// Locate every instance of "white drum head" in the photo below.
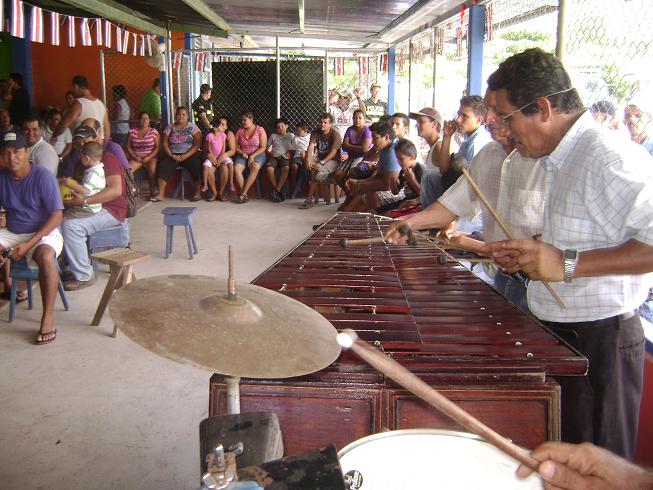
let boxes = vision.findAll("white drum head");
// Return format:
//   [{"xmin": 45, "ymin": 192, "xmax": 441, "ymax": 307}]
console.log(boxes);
[{"xmin": 338, "ymin": 429, "xmax": 541, "ymax": 489}]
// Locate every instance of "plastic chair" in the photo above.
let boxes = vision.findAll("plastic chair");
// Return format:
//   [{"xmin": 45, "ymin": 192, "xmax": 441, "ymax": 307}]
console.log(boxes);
[{"xmin": 9, "ymin": 257, "xmax": 69, "ymax": 322}]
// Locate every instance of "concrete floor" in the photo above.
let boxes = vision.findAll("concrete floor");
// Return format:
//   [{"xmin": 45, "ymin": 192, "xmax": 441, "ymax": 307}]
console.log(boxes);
[{"xmin": 0, "ymin": 197, "xmax": 338, "ymax": 490}]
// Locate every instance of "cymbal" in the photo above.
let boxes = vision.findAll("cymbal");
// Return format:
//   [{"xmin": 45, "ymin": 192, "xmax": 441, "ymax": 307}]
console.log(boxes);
[{"xmin": 109, "ymin": 275, "xmax": 341, "ymax": 379}]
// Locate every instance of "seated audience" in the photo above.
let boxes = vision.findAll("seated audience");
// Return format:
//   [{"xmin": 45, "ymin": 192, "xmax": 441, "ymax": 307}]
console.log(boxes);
[
  {"xmin": 60, "ymin": 124, "xmax": 127, "ymax": 291},
  {"xmin": 126, "ymin": 112, "xmax": 160, "ymax": 197},
  {"xmin": 60, "ymin": 141, "xmax": 105, "ymax": 218},
  {"xmin": 233, "ymin": 112, "xmax": 267, "ymax": 204},
  {"xmin": 43, "ymin": 109, "xmax": 73, "ymax": 161},
  {"xmin": 0, "ymin": 108, "xmax": 17, "ymax": 139},
  {"xmin": 0, "ymin": 131, "xmax": 64, "ymax": 344},
  {"xmin": 343, "ymin": 121, "xmax": 401, "ymax": 212},
  {"xmin": 334, "ymin": 109, "xmax": 372, "ymax": 190},
  {"xmin": 23, "ymin": 115, "xmax": 59, "ymax": 176},
  {"xmin": 376, "ymin": 138, "xmax": 423, "ymax": 214},
  {"xmin": 289, "ymin": 121, "xmax": 310, "ymax": 193},
  {"xmin": 153, "ymin": 106, "xmax": 203, "ymax": 202},
  {"xmin": 298, "ymin": 113, "xmax": 341, "ymax": 209},
  {"xmin": 265, "ymin": 117, "xmax": 295, "ymax": 202},
  {"xmin": 202, "ymin": 116, "xmax": 234, "ymax": 202}
]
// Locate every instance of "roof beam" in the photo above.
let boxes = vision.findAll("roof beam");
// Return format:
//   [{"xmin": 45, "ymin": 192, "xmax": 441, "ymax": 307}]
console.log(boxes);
[
  {"xmin": 171, "ymin": 23, "xmax": 227, "ymax": 38},
  {"xmin": 229, "ymin": 27, "xmax": 385, "ymax": 45},
  {"xmin": 57, "ymin": 0, "xmax": 167, "ymax": 36},
  {"xmin": 180, "ymin": 0, "xmax": 230, "ymax": 32}
]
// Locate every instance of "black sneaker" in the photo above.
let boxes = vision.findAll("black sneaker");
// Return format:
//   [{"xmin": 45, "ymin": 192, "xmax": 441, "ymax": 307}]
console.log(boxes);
[
  {"xmin": 278, "ymin": 190, "xmax": 286, "ymax": 202},
  {"xmin": 270, "ymin": 190, "xmax": 280, "ymax": 203}
]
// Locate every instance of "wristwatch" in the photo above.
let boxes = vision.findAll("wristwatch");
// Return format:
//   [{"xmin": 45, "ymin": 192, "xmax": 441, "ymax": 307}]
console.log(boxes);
[
  {"xmin": 83, "ymin": 198, "xmax": 88, "ymax": 207},
  {"xmin": 563, "ymin": 249, "xmax": 578, "ymax": 283}
]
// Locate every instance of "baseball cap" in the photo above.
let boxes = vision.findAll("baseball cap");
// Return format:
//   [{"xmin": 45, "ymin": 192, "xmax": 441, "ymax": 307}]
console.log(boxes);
[
  {"xmin": 0, "ymin": 131, "xmax": 27, "ymax": 150},
  {"xmin": 370, "ymin": 83, "xmax": 381, "ymax": 90},
  {"xmin": 73, "ymin": 125, "xmax": 97, "ymax": 140},
  {"xmin": 409, "ymin": 107, "xmax": 444, "ymax": 127}
]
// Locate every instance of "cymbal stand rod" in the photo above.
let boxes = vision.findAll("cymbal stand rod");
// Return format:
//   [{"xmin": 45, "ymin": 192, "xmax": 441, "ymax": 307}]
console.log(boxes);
[
  {"xmin": 225, "ymin": 376, "xmax": 241, "ymax": 415},
  {"xmin": 228, "ymin": 245, "xmax": 236, "ymax": 300}
]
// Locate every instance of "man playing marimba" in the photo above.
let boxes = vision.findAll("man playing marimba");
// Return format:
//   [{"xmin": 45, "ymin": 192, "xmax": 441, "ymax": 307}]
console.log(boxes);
[{"xmin": 484, "ymin": 48, "xmax": 653, "ymax": 460}]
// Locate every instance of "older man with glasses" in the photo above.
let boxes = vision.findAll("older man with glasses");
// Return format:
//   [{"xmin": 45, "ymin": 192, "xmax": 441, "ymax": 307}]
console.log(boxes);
[{"xmin": 484, "ymin": 48, "xmax": 653, "ymax": 461}]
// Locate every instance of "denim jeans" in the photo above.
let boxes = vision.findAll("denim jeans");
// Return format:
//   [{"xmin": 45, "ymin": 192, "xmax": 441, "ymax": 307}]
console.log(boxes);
[
  {"xmin": 61, "ymin": 209, "xmax": 121, "ymax": 281},
  {"xmin": 419, "ymin": 170, "xmax": 444, "ymax": 209}
]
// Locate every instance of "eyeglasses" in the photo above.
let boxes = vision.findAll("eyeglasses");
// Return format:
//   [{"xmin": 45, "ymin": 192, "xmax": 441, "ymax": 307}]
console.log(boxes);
[{"xmin": 498, "ymin": 88, "xmax": 574, "ymax": 127}]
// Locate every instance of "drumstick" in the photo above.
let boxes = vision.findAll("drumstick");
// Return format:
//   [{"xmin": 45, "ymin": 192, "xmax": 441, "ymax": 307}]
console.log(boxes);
[
  {"xmin": 336, "ymin": 329, "xmax": 541, "ymax": 471},
  {"xmin": 460, "ymin": 168, "xmax": 566, "ymax": 310}
]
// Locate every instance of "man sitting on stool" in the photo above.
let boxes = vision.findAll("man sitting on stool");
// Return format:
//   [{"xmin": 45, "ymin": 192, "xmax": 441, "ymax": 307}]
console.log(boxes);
[{"xmin": 0, "ymin": 131, "xmax": 64, "ymax": 345}]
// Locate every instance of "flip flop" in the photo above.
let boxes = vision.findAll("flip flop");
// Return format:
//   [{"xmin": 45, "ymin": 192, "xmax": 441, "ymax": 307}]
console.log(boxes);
[
  {"xmin": 0, "ymin": 290, "xmax": 27, "ymax": 303},
  {"xmin": 35, "ymin": 329, "xmax": 57, "ymax": 345},
  {"xmin": 191, "ymin": 195, "xmax": 202, "ymax": 202},
  {"xmin": 150, "ymin": 196, "xmax": 164, "ymax": 202}
]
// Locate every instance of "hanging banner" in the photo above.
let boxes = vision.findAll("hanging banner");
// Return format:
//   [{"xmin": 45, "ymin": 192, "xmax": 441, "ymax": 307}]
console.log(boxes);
[
  {"xmin": 103, "ymin": 19, "xmax": 111, "ymax": 48},
  {"xmin": 173, "ymin": 51, "xmax": 183, "ymax": 70},
  {"xmin": 139, "ymin": 34, "xmax": 145, "ymax": 56},
  {"xmin": 379, "ymin": 53, "xmax": 388, "ymax": 73},
  {"xmin": 195, "ymin": 52, "xmax": 206, "ymax": 71},
  {"xmin": 67, "ymin": 16, "xmax": 75, "ymax": 47},
  {"xmin": 94, "ymin": 19, "xmax": 102, "ymax": 46},
  {"xmin": 456, "ymin": 26, "xmax": 462, "ymax": 58},
  {"xmin": 121, "ymin": 29, "xmax": 129, "ymax": 54},
  {"xmin": 334, "ymin": 57, "xmax": 344, "ymax": 76},
  {"xmin": 145, "ymin": 35, "xmax": 152, "ymax": 56},
  {"xmin": 359, "ymin": 56, "xmax": 368, "ymax": 76},
  {"xmin": 30, "ymin": 6, "xmax": 43, "ymax": 43},
  {"xmin": 50, "ymin": 11, "xmax": 60, "ymax": 45},
  {"xmin": 81, "ymin": 18, "xmax": 92, "ymax": 46},
  {"xmin": 11, "ymin": 0, "xmax": 24, "ymax": 38},
  {"xmin": 486, "ymin": 3, "xmax": 493, "ymax": 41},
  {"xmin": 131, "ymin": 32, "xmax": 137, "ymax": 55}
]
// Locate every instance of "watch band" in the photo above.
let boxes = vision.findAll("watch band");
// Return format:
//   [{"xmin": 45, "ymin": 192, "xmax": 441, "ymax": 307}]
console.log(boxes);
[{"xmin": 563, "ymin": 249, "xmax": 578, "ymax": 283}]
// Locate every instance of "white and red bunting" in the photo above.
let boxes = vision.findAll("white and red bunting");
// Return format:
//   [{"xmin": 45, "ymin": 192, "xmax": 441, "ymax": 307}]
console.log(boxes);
[
  {"xmin": 30, "ymin": 6, "xmax": 43, "ymax": 43},
  {"xmin": 103, "ymin": 19, "xmax": 111, "ymax": 48},
  {"xmin": 94, "ymin": 18, "xmax": 102, "ymax": 46},
  {"xmin": 81, "ymin": 18, "xmax": 92, "ymax": 46},
  {"xmin": 359, "ymin": 56, "xmax": 368, "ymax": 76},
  {"xmin": 173, "ymin": 51, "xmax": 183, "ymax": 71},
  {"xmin": 11, "ymin": 0, "xmax": 24, "ymax": 38},
  {"xmin": 334, "ymin": 57, "xmax": 344, "ymax": 76},
  {"xmin": 115, "ymin": 26, "xmax": 122, "ymax": 52},
  {"xmin": 121, "ymin": 28, "xmax": 129, "ymax": 54},
  {"xmin": 131, "ymin": 32, "xmax": 137, "ymax": 55},
  {"xmin": 50, "ymin": 11, "xmax": 60, "ymax": 45},
  {"xmin": 379, "ymin": 53, "xmax": 388, "ymax": 73},
  {"xmin": 195, "ymin": 52, "xmax": 207, "ymax": 71},
  {"xmin": 67, "ymin": 15, "xmax": 75, "ymax": 47}
]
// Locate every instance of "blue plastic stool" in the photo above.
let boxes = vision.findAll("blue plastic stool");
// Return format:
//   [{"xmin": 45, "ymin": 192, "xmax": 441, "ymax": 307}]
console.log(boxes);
[
  {"xmin": 9, "ymin": 257, "xmax": 69, "ymax": 322},
  {"xmin": 161, "ymin": 207, "xmax": 198, "ymax": 259},
  {"xmin": 173, "ymin": 166, "xmax": 194, "ymax": 200},
  {"xmin": 87, "ymin": 222, "xmax": 130, "ymax": 270}
]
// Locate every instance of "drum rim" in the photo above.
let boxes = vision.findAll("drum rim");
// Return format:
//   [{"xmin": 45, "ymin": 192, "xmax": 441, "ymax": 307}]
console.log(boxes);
[{"xmin": 337, "ymin": 428, "xmax": 499, "ymax": 458}]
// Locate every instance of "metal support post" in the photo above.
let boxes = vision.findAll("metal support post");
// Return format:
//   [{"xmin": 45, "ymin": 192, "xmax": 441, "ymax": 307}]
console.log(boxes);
[
  {"xmin": 276, "ymin": 37, "xmax": 281, "ymax": 118},
  {"xmin": 556, "ymin": 0, "xmax": 567, "ymax": 62},
  {"xmin": 387, "ymin": 48, "xmax": 396, "ymax": 114},
  {"xmin": 467, "ymin": 4, "xmax": 485, "ymax": 96}
]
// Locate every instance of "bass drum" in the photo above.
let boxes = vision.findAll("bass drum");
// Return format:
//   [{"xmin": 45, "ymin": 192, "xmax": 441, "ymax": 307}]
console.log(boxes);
[{"xmin": 338, "ymin": 429, "xmax": 542, "ymax": 489}]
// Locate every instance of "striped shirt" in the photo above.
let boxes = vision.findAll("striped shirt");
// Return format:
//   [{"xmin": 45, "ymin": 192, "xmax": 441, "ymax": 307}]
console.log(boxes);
[
  {"xmin": 531, "ymin": 111, "xmax": 653, "ymax": 322},
  {"xmin": 236, "ymin": 125, "xmax": 266, "ymax": 155},
  {"xmin": 129, "ymin": 127, "xmax": 158, "ymax": 158}
]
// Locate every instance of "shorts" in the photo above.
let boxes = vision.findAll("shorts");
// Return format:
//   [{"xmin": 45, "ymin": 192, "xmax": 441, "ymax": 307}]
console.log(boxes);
[
  {"xmin": 267, "ymin": 156, "xmax": 290, "ymax": 167},
  {"xmin": 376, "ymin": 188, "xmax": 406, "ymax": 206},
  {"xmin": 335, "ymin": 157, "xmax": 363, "ymax": 174},
  {"xmin": 202, "ymin": 159, "xmax": 214, "ymax": 168},
  {"xmin": 0, "ymin": 227, "xmax": 63, "ymax": 269},
  {"xmin": 314, "ymin": 159, "xmax": 338, "ymax": 182},
  {"xmin": 234, "ymin": 154, "xmax": 267, "ymax": 167},
  {"xmin": 291, "ymin": 156, "xmax": 304, "ymax": 167},
  {"xmin": 353, "ymin": 162, "xmax": 375, "ymax": 179}
]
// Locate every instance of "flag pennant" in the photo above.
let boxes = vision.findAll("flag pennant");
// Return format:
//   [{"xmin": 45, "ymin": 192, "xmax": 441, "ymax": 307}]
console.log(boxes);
[
  {"xmin": 359, "ymin": 56, "xmax": 368, "ymax": 76},
  {"xmin": 67, "ymin": 15, "xmax": 75, "ymax": 47},
  {"xmin": 94, "ymin": 18, "xmax": 102, "ymax": 45},
  {"xmin": 30, "ymin": 6, "xmax": 43, "ymax": 43},
  {"xmin": 11, "ymin": 0, "xmax": 25, "ymax": 38},
  {"xmin": 139, "ymin": 34, "xmax": 145, "ymax": 56},
  {"xmin": 379, "ymin": 53, "xmax": 388, "ymax": 73},
  {"xmin": 50, "ymin": 11, "xmax": 60, "ymax": 45},
  {"xmin": 145, "ymin": 35, "xmax": 152, "ymax": 56},
  {"xmin": 195, "ymin": 52, "xmax": 205, "ymax": 71},
  {"xmin": 115, "ymin": 26, "xmax": 122, "ymax": 52},
  {"xmin": 334, "ymin": 57, "xmax": 344, "ymax": 76},
  {"xmin": 80, "ymin": 17, "xmax": 92, "ymax": 46},
  {"xmin": 103, "ymin": 20, "xmax": 111, "ymax": 48},
  {"xmin": 131, "ymin": 32, "xmax": 137, "ymax": 55},
  {"xmin": 121, "ymin": 29, "xmax": 129, "ymax": 54},
  {"xmin": 173, "ymin": 51, "xmax": 182, "ymax": 70}
]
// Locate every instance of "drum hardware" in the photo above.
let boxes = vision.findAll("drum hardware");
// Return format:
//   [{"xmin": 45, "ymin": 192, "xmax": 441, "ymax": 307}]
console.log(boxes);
[
  {"xmin": 110, "ymin": 246, "xmax": 341, "ymax": 415},
  {"xmin": 456, "ymin": 165, "xmax": 566, "ymax": 309},
  {"xmin": 201, "ymin": 444, "xmax": 241, "ymax": 489},
  {"xmin": 336, "ymin": 329, "xmax": 540, "ymax": 471}
]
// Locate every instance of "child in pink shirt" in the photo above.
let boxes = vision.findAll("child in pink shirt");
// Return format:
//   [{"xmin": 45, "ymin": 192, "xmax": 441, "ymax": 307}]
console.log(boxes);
[{"xmin": 202, "ymin": 117, "xmax": 234, "ymax": 201}]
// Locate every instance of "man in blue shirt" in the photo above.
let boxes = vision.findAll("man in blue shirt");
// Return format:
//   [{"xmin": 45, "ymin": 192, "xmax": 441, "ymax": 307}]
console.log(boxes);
[
  {"xmin": 343, "ymin": 120, "xmax": 401, "ymax": 211},
  {"xmin": 0, "ymin": 132, "xmax": 64, "ymax": 345}
]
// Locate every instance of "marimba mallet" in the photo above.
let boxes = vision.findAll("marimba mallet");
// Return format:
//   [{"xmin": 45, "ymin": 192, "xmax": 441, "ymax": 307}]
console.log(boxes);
[
  {"xmin": 437, "ymin": 255, "xmax": 494, "ymax": 265},
  {"xmin": 336, "ymin": 329, "xmax": 541, "ymax": 472},
  {"xmin": 340, "ymin": 223, "xmax": 417, "ymax": 248}
]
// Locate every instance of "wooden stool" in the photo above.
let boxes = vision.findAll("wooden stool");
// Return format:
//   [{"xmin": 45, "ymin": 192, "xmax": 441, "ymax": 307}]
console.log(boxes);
[
  {"xmin": 161, "ymin": 207, "xmax": 198, "ymax": 259},
  {"xmin": 90, "ymin": 248, "xmax": 150, "ymax": 336}
]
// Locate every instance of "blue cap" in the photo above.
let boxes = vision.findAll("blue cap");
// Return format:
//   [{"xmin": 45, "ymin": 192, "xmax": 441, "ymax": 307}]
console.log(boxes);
[{"xmin": 0, "ymin": 131, "xmax": 27, "ymax": 150}]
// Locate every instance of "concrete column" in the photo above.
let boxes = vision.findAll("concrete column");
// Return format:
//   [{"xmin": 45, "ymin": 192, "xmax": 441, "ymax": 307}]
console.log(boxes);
[
  {"xmin": 387, "ymin": 48, "xmax": 396, "ymax": 114},
  {"xmin": 466, "ymin": 4, "xmax": 485, "ymax": 96}
]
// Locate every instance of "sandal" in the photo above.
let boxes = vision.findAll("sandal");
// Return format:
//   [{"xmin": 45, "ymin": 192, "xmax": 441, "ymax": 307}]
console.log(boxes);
[
  {"xmin": 218, "ymin": 194, "xmax": 229, "ymax": 202},
  {"xmin": 35, "ymin": 329, "xmax": 57, "ymax": 345},
  {"xmin": 298, "ymin": 200, "xmax": 313, "ymax": 209},
  {"xmin": 150, "ymin": 196, "xmax": 164, "ymax": 202},
  {"xmin": 207, "ymin": 193, "xmax": 217, "ymax": 202},
  {"xmin": 191, "ymin": 195, "xmax": 202, "ymax": 202},
  {"xmin": 238, "ymin": 195, "xmax": 249, "ymax": 204},
  {"xmin": 0, "ymin": 290, "xmax": 27, "ymax": 303}
]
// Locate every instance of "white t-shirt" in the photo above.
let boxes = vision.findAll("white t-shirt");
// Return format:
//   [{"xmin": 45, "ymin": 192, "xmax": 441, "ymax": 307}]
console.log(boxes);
[
  {"xmin": 43, "ymin": 125, "xmax": 72, "ymax": 156},
  {"xmin": 111, "ymin": 99, "xmax": 130, "ymax": 135},
  {"xmin": 293, "ymin": 133, "xmax": 310, "ymax": 153}
]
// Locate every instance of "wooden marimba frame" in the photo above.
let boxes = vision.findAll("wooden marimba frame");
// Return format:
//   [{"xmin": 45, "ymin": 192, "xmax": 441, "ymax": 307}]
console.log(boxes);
[{"xmin": 209, "ymin": 213, "xmax": 587, "ymax": 455}]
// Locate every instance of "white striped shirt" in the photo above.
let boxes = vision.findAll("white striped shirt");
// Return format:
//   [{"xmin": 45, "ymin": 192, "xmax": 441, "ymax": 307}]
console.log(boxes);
[{"xmin": 530, "ymin": 112, "xmax": 653, "ymax": 322}]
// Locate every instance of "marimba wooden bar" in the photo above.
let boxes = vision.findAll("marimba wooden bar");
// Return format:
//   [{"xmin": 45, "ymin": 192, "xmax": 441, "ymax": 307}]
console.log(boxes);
[{"xmin": 210, "ymin": 213, "xmax": 587, "ymax": 454}]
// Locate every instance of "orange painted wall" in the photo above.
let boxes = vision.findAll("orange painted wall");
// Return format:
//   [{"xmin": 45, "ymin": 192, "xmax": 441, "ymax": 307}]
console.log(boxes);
[{"xmin": 635, "ymin": 352, "xmax": 653, "ymax": 466}]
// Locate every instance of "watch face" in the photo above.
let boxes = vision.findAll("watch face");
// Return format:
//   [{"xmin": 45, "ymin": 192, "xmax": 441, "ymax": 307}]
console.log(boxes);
[{"xmin": 564, "ymin": 249, "xmax": 577, "ymax": 260}]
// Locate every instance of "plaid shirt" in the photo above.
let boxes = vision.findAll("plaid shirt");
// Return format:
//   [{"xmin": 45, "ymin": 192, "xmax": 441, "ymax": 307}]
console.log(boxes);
[
  {"xmin": 530, "ymin": 112, "xmax": 653, "ymax": 322},
  {"xmin": 439, "ymin": 141, "xmax": 545, "ymax": 243}
]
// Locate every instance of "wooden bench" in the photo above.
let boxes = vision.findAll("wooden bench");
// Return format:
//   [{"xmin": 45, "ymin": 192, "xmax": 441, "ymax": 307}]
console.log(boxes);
[{"xmin": 90, "ymin": 248, "xmax": 150, "ymax": 336}]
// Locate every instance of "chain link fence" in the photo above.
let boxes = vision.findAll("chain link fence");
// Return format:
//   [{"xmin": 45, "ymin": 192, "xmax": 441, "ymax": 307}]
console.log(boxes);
[
  {"xmin": 563, "ymin": 0, "xmax": 653, "ymax": 143},
  {"xmin": 434, "ymin": 11, "xmax": 470, "ymax": 119}
]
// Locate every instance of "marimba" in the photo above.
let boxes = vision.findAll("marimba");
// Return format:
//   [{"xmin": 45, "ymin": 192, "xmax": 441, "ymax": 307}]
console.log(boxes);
[{"xmin": 209, "ymin": 213, "xmax": 587, "ymax": 454}]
